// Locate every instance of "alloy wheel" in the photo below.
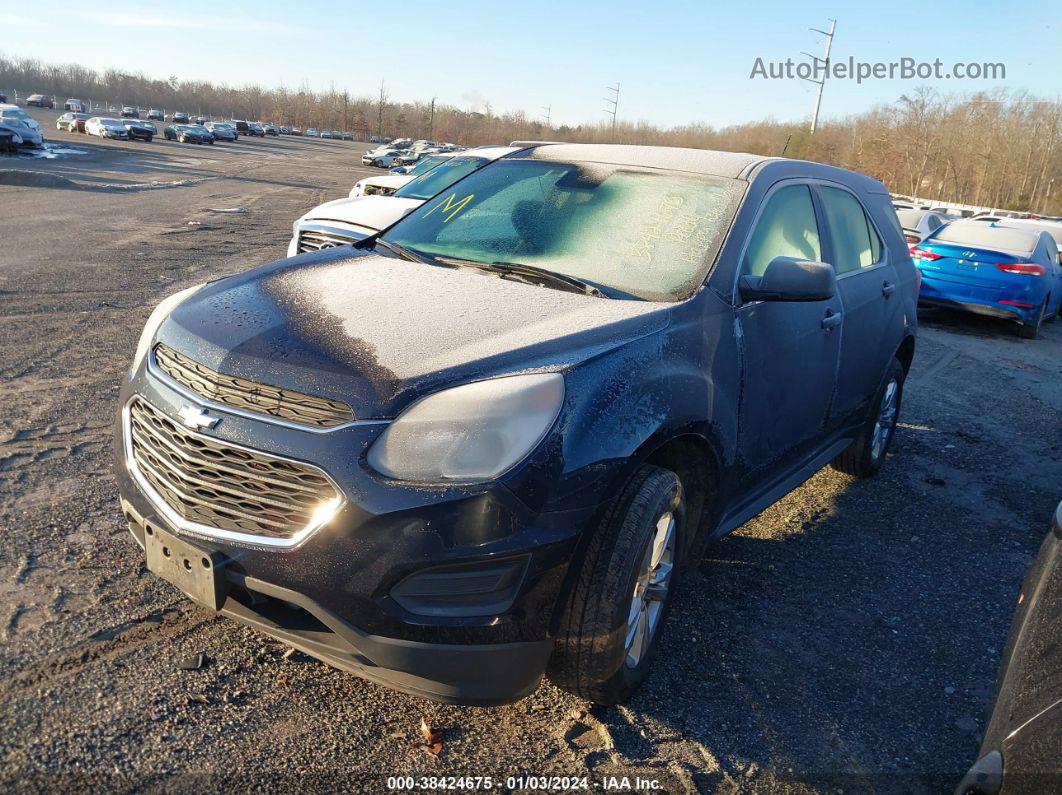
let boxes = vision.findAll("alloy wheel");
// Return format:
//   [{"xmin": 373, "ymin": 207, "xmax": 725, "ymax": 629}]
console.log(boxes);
[
  {"xmin": 624, "ymin": 510, "xmax": 676, "ymax": 668},
  {"xmin": 871, "ymin": 379, "xmax": 898, "ymax": 461}
]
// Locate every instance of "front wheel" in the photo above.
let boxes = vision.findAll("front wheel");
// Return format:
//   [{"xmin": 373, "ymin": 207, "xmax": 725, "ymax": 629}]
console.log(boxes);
[
  {"xmin": 831, "ymin": 357, "xmax": 905, "ymax": 477},
  {"xmin": 548, "ymin": 465, "xmax": 685, "ymax": 704}
]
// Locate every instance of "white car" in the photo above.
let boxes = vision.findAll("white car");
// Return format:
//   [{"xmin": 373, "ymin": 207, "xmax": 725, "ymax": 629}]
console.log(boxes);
[
  {"xmin": 288, "ymin": 146, "xmax": 524, "ymax": 256},
  {"xmin": 895, "ymin": 209, "xmax": 951, "ymax": 244},
  {"xmin": 361, "ymin": 149, "xmax": 406, "ymax": 168},
  {"xmin": 86, "ymin": 117, "xmax": 130, "ymax": 140},
  {"xmin": 349, "ymin": 153, "xmax": 456, "ymax": 197},
  {"xmin": 306, "ymin": 127, "xmax": 318, "ymax": 137},
  {"xmin": 996, "ymin": 218, "xmax": 1062, "ymax": 265},
  {"xmin": 0, "ymin": 104, "xmax": 43, "ymax": 147}
]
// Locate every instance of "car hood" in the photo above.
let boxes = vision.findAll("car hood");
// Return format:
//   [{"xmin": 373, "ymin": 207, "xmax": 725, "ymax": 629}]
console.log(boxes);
[
  {"xmin": 299, "ymin": 195, "xmax": 423, "ymax": 232},
  {"xmin": 160, "ymin": 248, "xmax": 669, "ymax": 419},
  {"xmin": 361, "ymin": 175, "xmax": 414, "ymax": 190}
]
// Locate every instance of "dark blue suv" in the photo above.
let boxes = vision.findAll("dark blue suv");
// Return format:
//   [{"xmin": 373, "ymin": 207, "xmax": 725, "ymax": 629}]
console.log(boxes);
[{"xmin": 114, "ymin": 144, "xmax": 917, "ymax": 705}]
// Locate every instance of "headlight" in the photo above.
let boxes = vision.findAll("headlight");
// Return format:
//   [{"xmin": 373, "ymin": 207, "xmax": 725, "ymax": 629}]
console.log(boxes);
[
  {"xmin": 367, "ymin": 373, "xmax": 564, "ymax": 483},
  {"xmin": 130, "ymin": 283, "xmax": 205, "ymax": 373}
]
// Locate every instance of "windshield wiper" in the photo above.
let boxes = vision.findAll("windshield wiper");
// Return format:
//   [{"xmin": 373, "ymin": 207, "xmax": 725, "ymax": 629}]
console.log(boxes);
[
  {"xmin": 435, "ymin": 257, "xmax": 608, "ymax": 298},
  {"xmin": 375, "ymin": 238, "xmax": 432, "ymax": 265}
]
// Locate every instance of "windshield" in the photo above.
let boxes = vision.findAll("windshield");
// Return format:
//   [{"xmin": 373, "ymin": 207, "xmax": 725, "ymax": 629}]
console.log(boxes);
[
  {"xmin": 383, "ymin": 158, "xmax": 743, "ymax": 301},
  {"xmin": 895, "ymin": 209, "xmax": 925, "ymax": 228},
  {"xmin": 408, "ymin": 155, "xmax": 450, "ymax": 176},
  {"xmin": 1, "ymin": 108, "xmax": 30, "ymax": 120},
  {"xmin": 395, "ymin": 156, "xmax": 491, "ymax": 201}
]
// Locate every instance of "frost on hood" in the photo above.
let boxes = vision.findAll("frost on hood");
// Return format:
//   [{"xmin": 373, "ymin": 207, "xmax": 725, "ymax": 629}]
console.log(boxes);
[{"xmin": 265, "ymin": 255, "xmax": 665, "ymax": 383}]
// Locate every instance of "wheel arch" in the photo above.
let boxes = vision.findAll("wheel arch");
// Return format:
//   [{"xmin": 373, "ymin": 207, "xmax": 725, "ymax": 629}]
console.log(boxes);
[{"xmin": 894, "ymin": 333, "xmax": 916, "ymax": 375}]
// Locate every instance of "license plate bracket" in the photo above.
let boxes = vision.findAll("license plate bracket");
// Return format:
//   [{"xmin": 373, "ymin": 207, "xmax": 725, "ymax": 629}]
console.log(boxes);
[{"xmin": 145, "ymin": 524, "xmax": 228, "ymax": 611}]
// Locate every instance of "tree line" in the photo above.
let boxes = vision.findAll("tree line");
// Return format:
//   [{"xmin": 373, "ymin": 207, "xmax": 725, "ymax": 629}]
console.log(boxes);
[{"xmin": 2, "ymin": 52, "xmax": 1059, "ymax": 214}]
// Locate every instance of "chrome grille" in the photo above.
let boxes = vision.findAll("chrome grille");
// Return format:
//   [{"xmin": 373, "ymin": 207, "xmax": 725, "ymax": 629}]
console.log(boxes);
[
  {"xmin": 154, "ymin": 343, "xmax": 354, "ymax": 428},
  {"xmin": 296, "ymin": 227, "xmax": 362, "ymax": 253},
  {"xmin": 127, "ymin": 397, "xmax": 340, "ymax": 540}
]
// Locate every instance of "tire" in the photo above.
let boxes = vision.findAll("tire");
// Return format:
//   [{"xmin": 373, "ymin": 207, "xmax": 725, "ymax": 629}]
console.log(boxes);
[
  {"xmin": 831, "ymin": 357, "xmax": 905, "ymax": 478},
  {"xmin": 1018, "ymin": 298, "xmax": 1046, "ymax": 339},
  {"xmin": 548, "ymin": 465, "xmax": 685, "ymax": 704}
]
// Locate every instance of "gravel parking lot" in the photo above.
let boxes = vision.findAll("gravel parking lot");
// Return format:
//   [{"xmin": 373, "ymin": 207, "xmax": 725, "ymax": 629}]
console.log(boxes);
[{"xmin": 1, "ymin": 108, "xmax": 1061, "ymax": 793}]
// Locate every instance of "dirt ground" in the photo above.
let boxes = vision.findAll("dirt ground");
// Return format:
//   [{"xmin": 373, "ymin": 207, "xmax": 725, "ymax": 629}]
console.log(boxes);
[{"xmin": 1, "ymin": 109, "xmax": 1060, "ymax": 794}]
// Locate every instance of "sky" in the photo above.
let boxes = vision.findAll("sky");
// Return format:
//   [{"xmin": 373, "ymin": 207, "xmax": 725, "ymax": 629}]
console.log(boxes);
[{"xmin": 8, "ymin": 0, "xmax": 1061, "ymax": 129}]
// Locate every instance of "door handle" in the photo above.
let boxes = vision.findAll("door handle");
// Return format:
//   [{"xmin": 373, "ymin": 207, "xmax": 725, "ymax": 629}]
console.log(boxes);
[
  {"xmin": 882, "ymin": 281, "xmax": 897, "ymax": 298},
  {"xmin": 821, "ymin": 309, "xmax": 842, "ymax": 330}
]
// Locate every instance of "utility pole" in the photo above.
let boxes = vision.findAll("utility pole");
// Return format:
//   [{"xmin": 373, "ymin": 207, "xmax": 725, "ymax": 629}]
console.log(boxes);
[
  {"xmin": 805, "ymin": 19, "xmax": 835, "ymax": 134},
  {"xmin": 428, "ymin": 97, "xmax": 436, "ymax": 140},
  {"xmin": 603, "ymin": 83, "xmax": 619, "ymax": 141},
  {"xmin": 542, "ymin": 104, "xmax": 551, "ymax": 128}
]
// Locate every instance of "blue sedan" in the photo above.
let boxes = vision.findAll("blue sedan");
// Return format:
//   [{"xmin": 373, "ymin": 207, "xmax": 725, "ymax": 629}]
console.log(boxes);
[{"xmin": 912, "ymin": 220, "xmax": 1062, "ymax": 338}]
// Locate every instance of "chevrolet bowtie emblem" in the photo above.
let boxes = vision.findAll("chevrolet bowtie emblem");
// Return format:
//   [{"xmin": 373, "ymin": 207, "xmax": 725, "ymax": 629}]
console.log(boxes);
[{"xmin": 177, "ymin": 405, "xmax": 220, "ymax": 430}]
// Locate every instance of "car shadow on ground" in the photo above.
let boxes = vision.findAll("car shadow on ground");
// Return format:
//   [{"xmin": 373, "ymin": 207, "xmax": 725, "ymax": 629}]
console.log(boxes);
[
  {"xmin": 600, "ymin": 423, "xmax": 1053, "ymax": 791},
  {"xmin": 917, "ymin": 305, "xmax": 1049, "ymax": 340}
]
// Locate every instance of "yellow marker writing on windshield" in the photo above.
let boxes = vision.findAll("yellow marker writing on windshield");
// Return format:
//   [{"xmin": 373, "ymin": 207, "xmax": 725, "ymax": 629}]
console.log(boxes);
[{"xmin": 423, "ymin": 192, "xmax": 474, "ymax": 223}]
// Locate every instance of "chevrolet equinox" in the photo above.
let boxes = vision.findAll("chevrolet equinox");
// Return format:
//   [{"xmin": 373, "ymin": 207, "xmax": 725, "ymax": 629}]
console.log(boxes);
[{"xmin": 114, "ymin": 144, "xmax": 917, "ymax": 705}]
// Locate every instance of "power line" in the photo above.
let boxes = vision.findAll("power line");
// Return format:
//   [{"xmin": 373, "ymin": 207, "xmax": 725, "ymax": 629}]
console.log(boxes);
[
  {"xmin": 603, "ymin": 82, "xmax": 620, "ymax": 141},
  {"xmin": 803, "ymin": 19, "xmax": 835, "ymax": 134}
]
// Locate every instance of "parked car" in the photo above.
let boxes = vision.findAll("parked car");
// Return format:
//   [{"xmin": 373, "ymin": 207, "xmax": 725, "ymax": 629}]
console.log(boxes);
[
  {"xmin": 305, "ymin": 127, "xmax": 318, "ymax": 137},
  {"xmin": 279, "ymin": 125, "xmax": 290, "ymax": 134},
  {"xmin": 56, "ymin": 112, "xmax": 90, "ymax": 133},
  {"xmin": 171, "ymin": 112, "xmax": 190, "ymax": 124},
  {"xmin": 362, "ymin": 149, "xmax": 405, "ymax": 168},
  {"xmin": 163, "ymin": 124, "xmax": 213, "ymax": 144},
  {"xmin": 0, "ymin": 92, "xmax": 7, "ymax": 104},
  {"xmin": 248, "ymin": 122, "xmax": 265, "ymax": 137},
  {"xmin": 262, "ymin": 123, "xmax": 279, "ymax": 136},
  {"xmin": 342, "ymin": 131, "xmax": 353, "ymax": 141},
  {"xmin": 121, "ymin": 106, "xmax": 140, "ymax": 119},
  {"xmin": 147, "ymin": 109, "xmax": 164, "ymax": 121},
  {"xmin": 205, "ymin": 122, "xmax": 237, "ymax": 142},
  {"xmin": 290, "ymin": 127, "xmax": 302, "ymax": 136},
  {"xmin": 896, "ymin": 209, "xmax": 951, "ymax": 244},
  {"xmin": 295, "ymin": 147, "xmax": 522, "ymax": 254},
  {"xmin": 117, "ymin": 144, "xmax": 917, "ymax": 707},
  {"xmin": 26, "ymin": 94, "xmax": 54, "ymax": 108},
  {"xmin": 994, "ymin": 218, "xmax": 1062, "ymax": 265},
  {"xmin": 350, "ymin": 153, "xmax": 454, "ymax": 198},
  {"xmin": 86, "ymin": 117, "xmax": 130, "ymax": 140},
  {"xmin": 122, "ymin": 119, "xmax": 155, "ymax": 142},
  {"xmin": 912, "ymin": 220, "xmax": 1062, "ymax": 338},
  {"xmin": 64, "ymin": 99, "xmax": 86, "ymax": 112},
  {"xmin": 0, "ymin": 104, "xmax": 44, "ymax": 147},
  {"xmin": 369, "ymin": 134, "xmax": 381, "ymax": 143},
  {"xmin": 230, "ymin": 120, "xmax": 250, "ymax": 137},
  {"xmin": 955, "ymin": 501, "xmax": 1062, "ymax": 795}
]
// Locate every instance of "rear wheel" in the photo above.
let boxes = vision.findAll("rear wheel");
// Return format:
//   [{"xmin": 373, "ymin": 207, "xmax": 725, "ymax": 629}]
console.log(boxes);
[
  {"xmin": 1018, "ymin": 299, "xmax": 1046, "ymax": 339},
  {"xmin": 831, "ymin": 357, "xmax": 905, "ymax": 478},
  {"xmin": 548, "ymin": 465, "xmax": 684, "ymax": 704}
]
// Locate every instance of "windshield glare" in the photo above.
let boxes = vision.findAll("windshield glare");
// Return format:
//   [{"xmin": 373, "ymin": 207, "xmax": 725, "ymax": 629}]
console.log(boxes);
[
  {"xmin": 394, "ymin": 156, "xmax": 490, "ymax": 201},
  {"xmin": 383, "ymin": 158, "xmax": 742, "ymax": 301}
]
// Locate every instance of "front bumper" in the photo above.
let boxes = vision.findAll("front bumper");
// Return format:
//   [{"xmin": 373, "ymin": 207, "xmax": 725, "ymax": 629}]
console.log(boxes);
[{"xmin": 113, "ymin": 361, "xmax": 598, "ymax": 704}]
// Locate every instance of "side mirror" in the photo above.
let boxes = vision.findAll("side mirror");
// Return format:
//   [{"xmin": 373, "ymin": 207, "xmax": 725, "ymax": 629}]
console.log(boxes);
[{"xmin": 740, "ymin": 256, "xmax": 836, "ymax": 302}]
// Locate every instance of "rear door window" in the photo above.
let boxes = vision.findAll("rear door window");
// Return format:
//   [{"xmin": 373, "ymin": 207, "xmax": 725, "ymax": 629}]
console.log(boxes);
[{"xmin": 819, "ymin": 187, "xmax": 882, "ymax": 274}]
